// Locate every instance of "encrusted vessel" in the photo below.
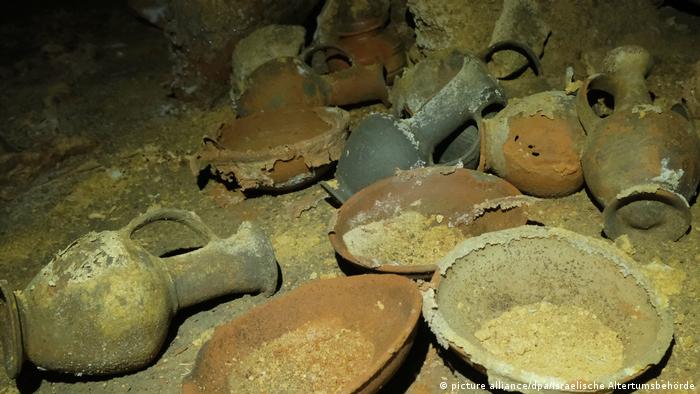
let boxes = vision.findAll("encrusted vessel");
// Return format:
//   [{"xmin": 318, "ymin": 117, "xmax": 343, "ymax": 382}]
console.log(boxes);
[
  {"xmin": 578, "ymin": 45, "xmax": 700, "ymax": 242},
  {"xmin": 423, "ymin": 225, "xmax": 673, "ymax": 393},
  {"xmin": 480, "ymin": 90, "xmax": 585, "ymax": 197},
  {"xmin": 0, "ymin": 209, "xmax": 278, "ymax": 377},
  {"xmin": 324, "ymin": 52, "xmax": 506, "ymax": 203},
  {"xmin": 322, "ymin": 0, "xmax": 407, "ymax": 81},
  {"xmin": 195, "ymin": 107, "xmax": 350, "ymax": 192}
]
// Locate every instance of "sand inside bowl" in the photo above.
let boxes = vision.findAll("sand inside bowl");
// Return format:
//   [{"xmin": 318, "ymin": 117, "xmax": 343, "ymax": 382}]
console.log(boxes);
[
  {"xmin": 342, "ymin": 211, "xmax": 465, "ymax": 267},
  {"xmin": 474, "ymin": 301, "xmax": 624, "ymax": 382},
  {"xmin": 227, "ymin": 319, "xmax": 375, "ymax": 394}
]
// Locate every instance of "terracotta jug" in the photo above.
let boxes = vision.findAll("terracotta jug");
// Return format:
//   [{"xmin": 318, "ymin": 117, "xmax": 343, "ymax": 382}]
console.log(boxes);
[
  {"xmin": 322, "ymin": 0, "xmax": 406, "ymax": 81},
  {"xmin": 0, "ymin": 209, "xmax": 279, "ymax": 377},
  {"xmin": 480, "ymin": 90, "xmax": 586, "ymax": 197},
  {"xmin": 578, "ymin": 46, "xmax": 700, "ymax": 242},
  {"xmin": 236, "ymin": 46, "xmax": 388, "ymax": 117}
]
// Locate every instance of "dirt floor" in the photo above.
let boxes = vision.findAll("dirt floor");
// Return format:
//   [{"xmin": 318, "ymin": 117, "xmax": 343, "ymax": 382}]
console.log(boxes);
[{"xmin": 0, "ymin": 1, "xmax": 699, "ymax": 393}]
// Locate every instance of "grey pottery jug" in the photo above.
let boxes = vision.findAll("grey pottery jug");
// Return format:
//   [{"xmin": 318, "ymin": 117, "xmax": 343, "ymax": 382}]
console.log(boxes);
[{"xmin": 323, "ymin": 52, "xmax": 506, "ymax": 203}]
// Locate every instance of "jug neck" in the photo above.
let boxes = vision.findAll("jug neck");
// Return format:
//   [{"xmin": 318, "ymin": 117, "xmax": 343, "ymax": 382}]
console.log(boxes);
[
  {"xmin": 161, "ymin": 222, "xmax": 278, "ymax": 309},
  {"xmin": 322, "ymin": 64, "xmax": 388, "ymax": 107},
  {"xmin": 611, "ymin": 72, "xmax": 652, "ymax": 111},
  {"xmin": 410, "ymin": 55, "xmax": 505, "ymax": 152}
]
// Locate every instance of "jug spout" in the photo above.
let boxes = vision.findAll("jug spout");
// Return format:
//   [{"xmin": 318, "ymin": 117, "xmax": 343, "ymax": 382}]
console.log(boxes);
[
  {"xmin": 164, "ymin": 221, "xmax": 279, "ymax": 309},
  {"xmin": 322, "ymin": 63, "xmax": 388, "ymax": 107}
]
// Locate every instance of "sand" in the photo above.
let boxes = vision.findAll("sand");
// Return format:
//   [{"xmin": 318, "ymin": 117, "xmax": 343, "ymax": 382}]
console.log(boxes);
[
  {"xmin": 474, "ymin": 301, "xmax": 624, "ymax": 381},
  {"xmin": 227, "ymin": 320, "xmax": 375, "ymax": 393},
  {"xmin": 343, "ymin": 211, "xmax": 465, "ymax": 267}
]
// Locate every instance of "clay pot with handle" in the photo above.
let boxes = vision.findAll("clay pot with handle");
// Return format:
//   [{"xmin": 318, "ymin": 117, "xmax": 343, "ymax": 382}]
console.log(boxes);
[
  {"xmin": 322, "ymin": 52, "xmax": 506, "ymax": 203},
  {"xmin": 236, "ymin": 45, "xmax": 388, "ymax": 117},
  {"xmin": 577, "ymin": 45, "xmax": 700, "ymax": 242},
  {"xmin": 0, "ymin": 208, "xmax": 278, "ymax": 378},
  {"xmin": 321, "ymin": 0, "xmax": 407, "ymax": 82}
]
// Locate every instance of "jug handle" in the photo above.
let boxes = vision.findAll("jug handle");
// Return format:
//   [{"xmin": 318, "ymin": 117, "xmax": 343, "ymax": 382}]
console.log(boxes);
[
  {"xmin": 480, "ymin": 40, "xmax": 542, "ymax": 77},
  {"xmin": 671, "ymin": 102, "xmax": 694, "ymax": 124},
  {"xmin": 576, "ymin": 73, "xmax": 616, "ymax": 135},
  {"xmin": 122, "ymin": 208, "xmax": 218, "ymax": 244},
  {"xmin": 301, "ymin": 44, "xmax": 357, "ymax": 70}
]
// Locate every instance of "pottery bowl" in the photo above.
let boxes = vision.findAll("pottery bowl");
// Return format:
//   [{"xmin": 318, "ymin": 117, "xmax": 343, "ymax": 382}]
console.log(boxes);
[
  {"xmin": 182, "ymin": 274, "xmax": 422, "ymax": 394},
  {"xmin": 197, "ymin": 107, "xmax": 349, "ymax": 192},
  {"xmin": 423, "ymin": 225, "xmax": 673, "ymax": 393},
  {"xmin": 329, "ymin": 167, "xmax": 527, "ymax": 278}
]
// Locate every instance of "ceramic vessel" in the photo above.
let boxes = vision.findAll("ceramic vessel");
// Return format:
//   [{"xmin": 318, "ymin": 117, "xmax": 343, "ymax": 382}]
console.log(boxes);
[
  {"xmin": 480, "ymin": 90, "xmax": 585, "ymax": 197},
  {"xmin": 387, "ymin": 44, "xmax": 542, "ymax": 171},
  {"xmin": 195, "ymin": 107, "xmax": 350, "ymax": 192},
  {"xmin": 0, "ymin": 209, "xmax": 278, "ymax": 377},
  {"xmin": 323, "ymin": 0, "xmax": 406, "ymax": 81},
  {"xmin": 329, "ymin": 167, "xmax": 528, "ymax": 278},
  {"xmin": 236, "ymin": 46, "xmax": 388, "ymax": 116},
  {"xmin": 182, "ymin": 274, "xmax": 422, "ymax": 393},
  {"xmin": 423, "ymin": 225, "xmax": 673, "ymax": 394},
  {"xmin": 324, "ymin": 52, "xmax": 506, "ymax": 203},
  {"xmin": 578, "ymin": 46, "xmax": 700, "ymax": 242}
]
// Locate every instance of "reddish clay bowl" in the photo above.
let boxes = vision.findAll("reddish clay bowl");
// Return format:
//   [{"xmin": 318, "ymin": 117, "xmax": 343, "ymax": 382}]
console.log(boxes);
[
  {"xmin": 196, "ymin": 107, "xmax": 349, "ymax": 192},
  {"xmin": 182, "ymin": 274, "xmax": 422, "ymax": 394},
  {"xmin": 329, "ymin": 167, "xmax": 528, "ymax": 278}
]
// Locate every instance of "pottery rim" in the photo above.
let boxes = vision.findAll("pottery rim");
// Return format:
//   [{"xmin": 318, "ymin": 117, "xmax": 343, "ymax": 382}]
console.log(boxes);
[
  {"xmin": 423, "ymin": 225, "xmax": 674, "ymax": 393},
  {"xmin": 603, "ymin": 184, "xmax": 691, "ymax": 241},
  {"xmin": 329, "ymin": 167, "xmax": 525, "ymax": 278}
]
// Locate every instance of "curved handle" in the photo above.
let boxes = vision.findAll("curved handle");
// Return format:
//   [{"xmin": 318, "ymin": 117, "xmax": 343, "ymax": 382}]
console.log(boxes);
[
  {"xmin": 122, "ymin": 208, "xmax": 217, "ymax": 244},
  {"xmin": 671, "ymin": 102, "xmax": 693, "ymax": 122},
  {"xmin": 480, "ymin": 40, "xmax": 543, "ymax": 77},
  {"xmin": 576, "ymin": 73, "xmax": 615, "ymax": 135},
  {"xmin": 202, "ymin": 135, "xmax": 225, "ymax": 150},
  {"xmin": 301, "ymin": 43, "xmax": 357, "ymax": 69}
]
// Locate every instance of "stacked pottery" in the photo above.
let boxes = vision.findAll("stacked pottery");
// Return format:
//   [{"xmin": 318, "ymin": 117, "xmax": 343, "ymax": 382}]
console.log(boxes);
[
  {"xmin": 0, "ymin": 209, "xmax": 278, "ymax": 377},
  {"xmin": 480, "ymin": 90, "xmax": 586, "ymax": 197},
  {"xmin": 200, "ymin": 40, "xmax": 387, "ymax": 192},
  {"xmin": 577, "ymin": 45, "xmax": 700, "ymax": 242}
]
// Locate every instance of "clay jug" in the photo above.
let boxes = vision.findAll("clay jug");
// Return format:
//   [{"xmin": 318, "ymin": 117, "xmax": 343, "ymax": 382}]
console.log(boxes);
[
  {"xmin": 322, "ymin": 0, "xmax": 406, "ymax": 81},
  {"xmin": 578, "ymin": 46, "xmax": 700, "ymax": 242},
  {"xmin": 388, "ymin": 43, "xmax": 542, "ymax": 171},
  {"xmin": 323, "ymin": 52, "xmax": 506, "ymax": 203},
  {"xmin": 480, "ymin": 90, "xmax": 586, "ymax": 197},
  {"xmin": 0, "ymin": 209, "xmax": 278, "ymax": 377},
  {"xmin": 237, "ymin": 45, "xmax": 388, "ymax": 117}
]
